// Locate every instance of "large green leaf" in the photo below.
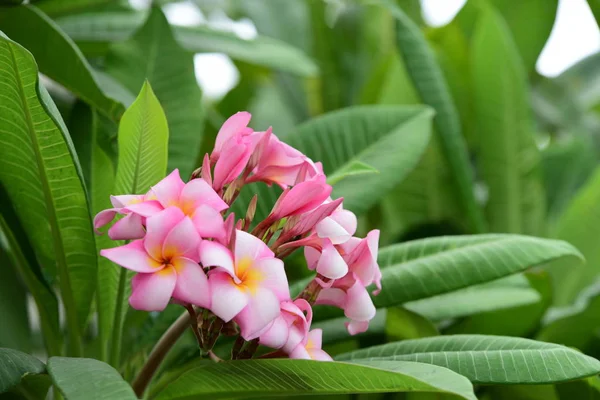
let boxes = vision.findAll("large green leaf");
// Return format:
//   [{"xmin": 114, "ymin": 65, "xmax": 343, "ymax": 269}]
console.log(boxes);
[
  {"xmin": 48, "ymin": 357, "xmax": 136, "ymax": 400},
  {"xmin": 337, "ymin": 335, "xmax": 600, "ymax": 384},
  {"xmin": 374, "ymin": 234, "xmax": 581, "ymax": 307},
  {"xmin": 489, "ymin": 0, "xmax": 559, "ymax": 75},
  {"xmin": 0, "ymin": 5, "xmax": 126, "ymax": 120},
  {"xmin": 0, "ymin": 251, "xmax": 30, "ymax": 352},
  {"xmin": 0, "ymin": 32, "xmax": 96, "ymax": 354},
  {"xmin": 69, "ymin": 102, "xmax": 117, "ymax": 361},
  {"xmin": 546, "ymin": 166, "xmax": 600, "ymax": 305},
  {"xmin": 383, "ymin": 0, "xmax": 486, "ymax": 233},
  {"xmin": 104, "ymin": 7, "xmax": 201, "ymax": 177},
  {"xmin": 153, "ymin": 359, "xmax": 476, "ymax": 400},
  {"xmin": 471, "ymin": 6, "xmax": 545, "ymax": 235},
  {"xmin": 108, "ymin": 81, "xmax": 169, "ymax": 366},
  {"xmin": 283, "ymin": 105, "xmax": 433, "ymax": 215},
  {"xmin": 0, "ymin": 348, "xmax": 45, "ymax": 394},
  {"xmin": 54, "ymin": 11, "xmax": 318, "ymax": 76}
]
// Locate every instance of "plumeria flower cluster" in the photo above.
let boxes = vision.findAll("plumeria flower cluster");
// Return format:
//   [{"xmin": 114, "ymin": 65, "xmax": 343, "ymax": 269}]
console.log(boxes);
[{"xmin": 95, "ymin": 112, "xmax": 381, "ymax": 361}]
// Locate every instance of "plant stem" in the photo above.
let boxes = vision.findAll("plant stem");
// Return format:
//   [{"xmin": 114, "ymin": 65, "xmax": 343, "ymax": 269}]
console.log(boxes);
[
  {"xmin": 184, "ymin": 304, "xmax": 204, "ymax": 350},
  {"xmin": 109, "ymin": 267, "xmax": 128, "ymax": 367},
  {"xmin": 132, "ymin": 311, "xmax": 191, "ymax": 398}
]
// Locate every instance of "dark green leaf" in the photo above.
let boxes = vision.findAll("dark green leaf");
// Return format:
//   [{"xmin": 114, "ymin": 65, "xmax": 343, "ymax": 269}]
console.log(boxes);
[{"xmin": 0, "ymin": 349, "xmax": 45, "ymax": 394}]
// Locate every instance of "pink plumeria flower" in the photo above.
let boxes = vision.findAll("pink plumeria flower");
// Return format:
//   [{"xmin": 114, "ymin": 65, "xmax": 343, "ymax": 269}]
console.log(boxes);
[
  {"xmin": 212, "ymin": 131, "xmax": 255, "ymax": 191},
  {"xmin": 100, "ymin": 207, "xmax": 210, "ymax": 311},
  {"xmin": 340, "ymin": 230, "xmax": 381, "ymax": 294},
  {"xmin": 315, "ymin": 203, "xmax": 357, "ymax": 245},
  {"xmin": 94, "ymin": 192, "xmax": 162, "ymax": 240},
  {"xmin": 199, "ymin": 230, "xmax": 290, "ymax": 340},
  {"xmin": 127, "ymin": 169, "xmax": 229, "ymax": 240},
  {"xmin": 270, "ymin": 174, "xmax": 332, "ymax": 220},
  {"xmin": 211, "ymin": 111, "xmax": 253, "ymax": 162},
  {"xmin": 316, "ymin": 273, "xmax": 376, "ymax": 335},
  {"xmin": 288, "ymin": 329, "xmax": 332, "ymax": 361},
  {"xmin": 304, "ymin": 239, "xmax": 348, "ymax": 280},
  {"xmin": 260, "ymin": 299, "xmax": 312, "ymax": 352}
]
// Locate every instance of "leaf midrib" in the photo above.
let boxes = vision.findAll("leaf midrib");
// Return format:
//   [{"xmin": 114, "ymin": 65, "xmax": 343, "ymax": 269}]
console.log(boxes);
[{"xmin": 7, "ymin": 43, "xmax": 81, "ymax": 348}]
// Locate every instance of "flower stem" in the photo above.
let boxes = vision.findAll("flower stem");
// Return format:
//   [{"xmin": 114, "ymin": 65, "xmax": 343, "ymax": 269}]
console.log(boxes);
[{"xmin": 132, "ymin": 311, "xmax": 191, "ymax": 398}]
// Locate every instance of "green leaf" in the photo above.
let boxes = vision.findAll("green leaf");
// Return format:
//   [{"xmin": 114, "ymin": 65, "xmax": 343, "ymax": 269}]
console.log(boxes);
[
  {"xmin": 0, "ymin": 251, "xmax": 30, "ymax": 352},
  {"xmin": 327, "ymin": 160, "xmax": 379, "ymax": 185},
  {"xmin": 54, "ymin": 11, "xmax": 318, "ymax": 76},
  {"xmin": 0, "ymin": 5, "xmax": 125, "ymax": 120},
  {"xmin": 556, "ymin": 376, "xmax": 600, "ymax": 400},
  {"xmin": 471, "ymin": 6, "xmax": 545, "ymax": 235},
  {"xmin": 47, "ymin": 357, "xmax": 136, "ymax": 400},
  {"xmin": 374, "ymin": 234, "xmax": 581, "ymax": 308},
  {"xmin": 337, "ymin": 335, "xmax": 600, "ymax": 384},
  {"xmin": 108, "ymin": 81, "xmax": 169, "ymax": 366},
  {"xmin": 0, "ymin": 348, "xmax": 45, "ymax": 394},
  {"xmin": 545, "ymin": 166, "xmax": 600, "ymax": 305},
  {"xmin": 283, "ymin": 105, "xmax": 433, "ymax": 215},
  {"xmin": 5, "ymin": 374, "xmax": 52, "ymax": 400},
  {"xmin": 0, "ymin": 32, "xmax": 97, "ymax": 354},
  {"xmin": 489, "ymin": 0, "xmax": 559, "ymax": 75},
  {"xmin": 104, "ymin": 7, "xmax": 202, "ymax": 178},
  {"xmin": 153, "ymin": 359, "xmax": 476, "ymax": 400},
  {"xmin": 385, "ymin": 307, "xmax": 439, "ymax": 341},
  {"xmin": 33, "ymin": 0, "xmax": 118, "ymax": 17},
  {"xmin": 384, "ymin": 1, "xmax": 486, "ymax": 233},
  {"xmin": 404, "ymin": 275, "xmax": 540, "ymax": 320}
]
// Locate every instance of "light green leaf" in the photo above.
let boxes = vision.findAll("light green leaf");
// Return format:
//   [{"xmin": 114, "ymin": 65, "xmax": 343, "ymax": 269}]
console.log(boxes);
[
  {"xmin": 404, "ymin": 275, "xmax": 540, "ymax": 320},
  {"xmin": 0, "ymin": 348, "xmax": 45, "ymax": 394},
  {"xmin": 0, "ymin": 32, "xmax": 96, "ymax": 354},
  {"xmin": 54, "ymin": 11, "xmax": 318, "ymax": 76},
  {"xmin": 337, "ymin": 335, "xmax": 600, "ymax": 384},
  {"xmin": 384, "ymin": 0, "xmax": 486, "ymax": 233},
  {"xmin": 471, "ymin": 6, "xmax": 545, "ymax": 235},
  {"xmin": 545, "ymin": 166, "xmax": 600, "ymax": 305},
  {"xmin": 48, "ymin": 357, "xmax": 136, "ymax": 400},
  {"xmin": 108, "ymin": 81, "xmax": 168, "ymax": 366},
  {"xmin": 104, "ymin": 7, "xmax": 201, "ymax": 178},
  {"xmin": 375, "ymin": 234, "xmax": 581, "ymax": 307},
  {"xmin": 327, "ymin": 160, "xmax": 379, "ymax": 185},
  {"xmin": 0, "ymin": 5, "xmax": 125, "ymax": 120},
  {"xmin": 283, "ymin": 105, "xmax": 433, "ymax": 215},
  {"xmin": 153, "ymin": 359, "xmax": 476, "ymax": 400}
]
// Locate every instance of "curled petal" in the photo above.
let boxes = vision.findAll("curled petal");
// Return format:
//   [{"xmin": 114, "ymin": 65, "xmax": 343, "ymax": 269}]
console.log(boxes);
[
  {"xmin": 307, "ymin": 348, "xmax": 333, "ymax": 361},
  {"xmin": 100, "ymin": 240, "xmax": 162, "ymax": 272},
  {"xmin": 208, "ymin": 270, "xmax": 248, "ymax": 321},
  {"xmin": 192, "ymin": 205, "xmax": 226, "ymax": 240},
  {"xmin": 259, "ymin": 315, "xmax": 289, "ymax": 349},
  {"xmin": 129, "ymin": 267, "xmax": 177, "ymax": 311},
  {"xmin": 304, "ymin": 246, "xmax": 320, "ymax": 271},
  {"xmin": 144, "ymin": 207, "xmax": 185, "ymax": 261},
  {"xmin": 108, "ymin": 213, "xmax": 145, "ymax": 240},
  {"xmin": 235, "ymin": 287, "xmax": 281, "ymax": 340},
  {"xmin": 123, "ymin": 200, "xmax": 164, "ymax": 217},
  {"xmin": 110, "ymin": 194, "xmax": 141, "ymax": 208},
  {"xmin": 316, "ymin": 241, "xmax": 348, "ymax": 280},
  {"xmin": 213, "ymin": 140, "xmax": 252, "ymax": 191},
  {"xmin": 199, "ymin": 240, "xmax": 235, "ymax": 276},
  {"xmin": 152, "ymin": 169, "xmax": 185, "ymax": 208},
  {"xmin": 163, "ymin": 217, "xmax": 201, "ymax": 261},
  {"xmin": 316, "ymin": 287, "xmax": 346, "ymax": 309},
  {"xmin": 172, "ymin": 257, "xmax": 210, "ymax": 308},
  {"xmin": 316, "ymin": 214, "xmax": 354, "ymax": 245},
  {"xmin": 288, "ymin": 344, "xmax": 310, "ymax": 360},
  {"xmin": 346, "ymin": 320, "xmax": 370, "ymax": 336},
  {"xmin": 94, "ymin": 208, "xmax": 118, "ymax": 233},
  {"xmin": 181, "ymin": 178, "xmax": 228, "ymax": 212},
  {"xmin": 344, "ymin": 281, "xmax": 376, "ymax": 322}
]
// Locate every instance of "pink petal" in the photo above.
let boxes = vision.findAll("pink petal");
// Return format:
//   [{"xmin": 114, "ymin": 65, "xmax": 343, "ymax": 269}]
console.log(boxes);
[
  {"xmin": 335, "ymin": 210, "xmax": 358, "ymax": 237},
  {"xmin": 316, "ymin": 216, "xmax": 352, "ymax": 245},
  {"xmin": 272, "ymin": 175, "xmax": 332, "ymax": 218},
  {"xmin": 129, "ymin": 267, "xmax": 177, "ymax": 311},
  {"xmin": 123, "ymin": 200, "xmax": 164, "ymax": 217},
  {"xmin": 235, "ymin": 287, "xmax": 281, "ymax": 340},
  {"xmin": 181, "ymin": 179, "xmax": 228, "ymax": 212},
  {"xmin": 162, "ymin": 217, "xmax": 201, "ymax": 261},
  {"xmin": 110, "ymin": 194, "xmax": 141, "ymax": 208},
  {"xmin": 316, "ymin": 287, "xmax": 346, "ymax": 309},
  {"xmin": 144, "ymin": 207, "xmax": 185, "ymax": 261},
  {"xmin": 108, "ymin": 213, "xmax": 146, "ymax": 240},
  {"xmin": 94, "ymin": 208, "xmax": 118, "ymax": 232},
  {"xmin": 306, "ymin": 329, "xmax": 323, "ymax": 349},
  {"xmin": 304, "ymin": 246, "xmax": 321, "ymax": 271},
  {"xmin": 100, "ymin": 240, "xmax": 162, "ymax": 272},
  {"xmin": 307, "ymin": 348, "xmax": 333, "ymax": 361},
  {"xmin": 252, "ymin": 258, "xmax": 290, "ymax": 301},
  {"xmin": 191, "ymin": 205, "xmax": 226, "ymax": 240},
  {"xmin": 344, "ymin": 281, "xmax": 376, "ymax": 322},
  {"xmin": 212, "ymin": 140, "xmax": 252, "ymax": 191},
  {"xmin": 199, "ymin": 240, "xmax": 235, "ymax": 276},
  {"xmin": 288, "ymin": 344, "xmax": 311, "ymax": 359},
  {"xmin": 234, "ymin": 230, "xmax": 273, "ymax": 262},
  {"xmin": 213, "ymin": 111, "xmax": 252, "ymax": 160},
  {"xmin": 346, "ymin": 320, "xmax": 370, "ymax": 335},
  {"xmin": 316, "ymin": 241, "xmax": 348, "ymax": 279},
  {"xmin": 208, "ymin": 270, "xmax": 248, "ymax": 322},
  {"xmin": 259, "ymin": 315, "xmax": 289, "ymax": 349},
  {"xmin": 151, "ymin": 169, "xmax": 185, "ymax": 208},
  {"xmin": 172, "ymin": 257, "xmax": 210, "ymax": 308}
]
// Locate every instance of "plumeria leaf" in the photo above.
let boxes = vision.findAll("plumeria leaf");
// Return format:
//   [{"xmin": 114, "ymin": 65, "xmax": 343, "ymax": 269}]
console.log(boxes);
[
  {"xmin": 104, "ymin": 7, "xmax": 201, "ymax": 177},
  {"xmin": 153, "ymin": 359, "xmax": 476, "ymax": 400},
  {"xmin": 0, "ymin": 32, "xmax": 96, "ymax": 352},
  {"xmin": 337, "ymin": 335, "xmax": 600, "ymax": 384},
  {"xmin": 0, "ymin": 348, "xmax": 45, "ymax": 394},
  {"xmin": 48, "ymin": 357, "xmax": 136, "ymax": 400},
  {"xmin": 375, "ymin": 234, "xmax": 582, "ymax": 307},
  {"xmin": 0, "ymin": 5, "xmax": 126, "ymax": 120},
  {"xmin": 327, "ymin": 160, "xmax": 379, "ymax": 186}
]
